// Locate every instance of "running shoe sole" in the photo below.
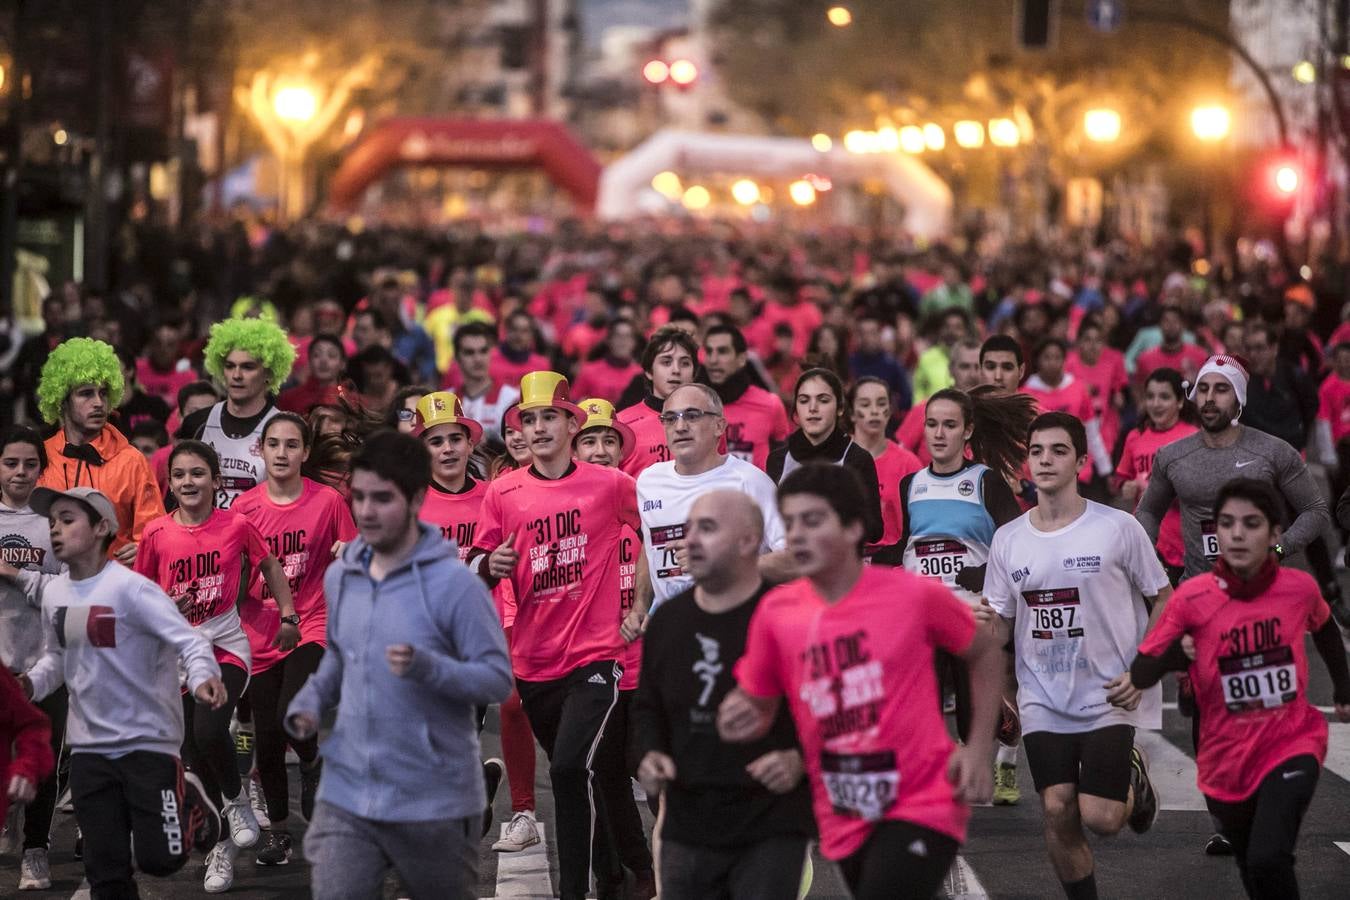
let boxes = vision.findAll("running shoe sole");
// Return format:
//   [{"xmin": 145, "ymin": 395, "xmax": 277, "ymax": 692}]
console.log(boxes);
[
  {"xmin": 1128, "ymin": 744, "xmax": 1159, "ymax": 834},
  {"xmin": 183, "ymin": 772, "xmax": 221, "ymax": 854}
]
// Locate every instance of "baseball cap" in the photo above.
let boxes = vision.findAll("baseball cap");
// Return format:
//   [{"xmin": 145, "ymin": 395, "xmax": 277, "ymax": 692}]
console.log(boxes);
[{"xmin": 30, "ymin": 486, "xmax": 120, "ymax": 535}]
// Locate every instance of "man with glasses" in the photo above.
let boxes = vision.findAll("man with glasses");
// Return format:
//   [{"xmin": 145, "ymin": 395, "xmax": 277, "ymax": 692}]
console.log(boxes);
[{"xmin": 624, "ymin": 385, "xmax": 793, "ymax": 641}]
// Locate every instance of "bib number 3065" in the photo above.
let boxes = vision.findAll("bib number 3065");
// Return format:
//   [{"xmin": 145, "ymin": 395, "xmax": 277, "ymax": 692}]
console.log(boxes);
[{"xmin": 821, "ymin": 750, "xmax": 899, "ymax": 822}]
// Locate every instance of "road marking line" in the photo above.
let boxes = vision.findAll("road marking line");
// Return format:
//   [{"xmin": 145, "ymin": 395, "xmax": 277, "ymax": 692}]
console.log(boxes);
[
  {"xmin": 943, "ymin": 854, "xmax": 989, "ymax": 899},
  {"xmin": 1134, "ymin": 730, "xmax": 1207, "ymax": 811},
  {"xmin": 1163, "ymin": 702, "xmax": 1337, "ymax": 714},
  {"xmin": 494, "ymin": 821, "xmax": 553, "ymax": 898},
  {"xmin": 1323, "ymin": 723, "xmax": 1350, "ymax": 786}
]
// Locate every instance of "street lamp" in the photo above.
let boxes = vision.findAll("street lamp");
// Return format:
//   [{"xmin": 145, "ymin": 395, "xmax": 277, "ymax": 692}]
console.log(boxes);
[
  {"xmin": 651, "ymin": 171, "xmax": 683, "ymax": 199},
  {"xmin": 954, "ymin": 120, "xmax": 985, "ymax": 149},
  {"xmin": 682, "ymin": 185, "xmax": 711, "ymax": 210},
  {"xmin": 731, "ymin": 179, "xmax": 760, "ymax": 205},
  {"xmin": 1084, "ymin": 108, "xmax": 1121, "ymax": 143},
  {"xmin": 811, "ymin": 133, "xmax": 832, "ymax": 152},
  {"xmin": 922, "ymin": 123, "xmax": 945, "ymax": 151},
  {"xmin": 273, "ymin": 85, "xmax": 318, "ymax": 124},
  {"xmin": 899, "ymin": 126, "xmax": 926, "ymax": 154},
  {"xmin": 1190, "ymin": 105, "xmax": 1231, "ymax": 143},
  {"xmin": 827, "ymin": 6, "xmax": 853, "ymax": 27},
  {"xmin": 789, "ymin": 180, "xmax": 817, "ymax": 205},
  {"xmin": 988, "ymin": 118, "xmax": 1020, "ymax": 147}
]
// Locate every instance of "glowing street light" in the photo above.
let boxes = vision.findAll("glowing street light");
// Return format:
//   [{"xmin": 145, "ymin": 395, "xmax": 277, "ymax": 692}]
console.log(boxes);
[
  {"xmin": 922, "ymin": 123, "xmax": 945, "ymax": 151},
  {"xmin": 651, "ymin": 171, "xmax": 683, "ymax": 199},
  {"xmin": 731, "ymin": 179, "xmax": 761, "ymax": 206},
  {"xmin": 988, "ymin": 118, "xmax": 1020, "ymax": 147},
  {"xmin": 789, "ymin": 179, "xmax": 817, "ymax": 206},
  {"xmin": 843, "ymin": 129, "xmax": 870, "ymax": 153},
  {"xmin": 1274, "ymin": 164, "xmax": 1300, "ymax": 195},
  {"xmin": 273, "ymin": 85, "xmax": 319, "ymax": 124},
  {"xmin": 643, "ymin": 60, "xmax": 670, "ymax": 84},
  {"xmin": 811, "ymin": 133, "xmax": 832, "ymax": 152},
  {"xmin": 1084, "ymin": 108, "xmax": 1121, "ymax": 143},
  {"xmin": 877, "ymin": 126, "xmax": 899, "ymax": 152},
  {"xmin": 899, "ymin": 125, "xmax": 926, "ymax": 154},
  {"xmin": 682, "ymin": 184, "xmax": 711, "ymax": 210},
  {"xmin": 669, "ymin": 59, "xmax": 699, "ymax": 86},
  {"xmin": 1190, "ymin": 105, "xmax": 1231, "ymax": 143},
  {"xmin": 827, "ymin": 6, "xmax": 853, "ymax": 27},
  {"xmin": 954, "ymin": 120, "xmax": 985, "ymax": 149}
]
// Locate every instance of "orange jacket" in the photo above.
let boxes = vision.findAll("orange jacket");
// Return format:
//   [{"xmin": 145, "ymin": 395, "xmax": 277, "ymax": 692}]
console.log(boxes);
[{"xmin": 39, "ymin": 425, "xmax": 166, "ymax": 554}]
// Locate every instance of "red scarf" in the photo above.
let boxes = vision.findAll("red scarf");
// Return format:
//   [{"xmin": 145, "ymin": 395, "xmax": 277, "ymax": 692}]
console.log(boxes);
[{"xmin": 1212, "ymin": 553, "xmax": 1280, "ymax": 599}]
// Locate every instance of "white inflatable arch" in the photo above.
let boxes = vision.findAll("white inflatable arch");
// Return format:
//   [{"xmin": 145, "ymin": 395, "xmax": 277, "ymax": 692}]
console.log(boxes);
[{"xmin": 597, "ymin": 130, "xmax": 953, "ymax": 239}]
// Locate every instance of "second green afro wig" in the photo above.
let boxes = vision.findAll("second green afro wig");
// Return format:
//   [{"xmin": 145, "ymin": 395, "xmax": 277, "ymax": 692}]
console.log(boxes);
[
  {"xmin": 203, "ymin": 316, "xmax": 297, "ymax": 395},
  {"xmin": 36, "ymin": 337, "xmax": 125, "ymax": 425}
]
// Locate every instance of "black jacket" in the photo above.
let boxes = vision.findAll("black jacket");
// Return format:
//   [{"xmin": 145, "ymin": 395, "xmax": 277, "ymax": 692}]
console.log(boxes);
[{"xmin": 765, "ymin": 427, "xmax": 884, "ymax": 543}]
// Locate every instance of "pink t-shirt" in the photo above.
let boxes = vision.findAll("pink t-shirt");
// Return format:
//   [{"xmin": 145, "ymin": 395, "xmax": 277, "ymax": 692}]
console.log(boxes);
[
  {"xmin": 488, "ymin": 349, "xmax": 552, "ymax": 391},
  {"xmin": 723, "ymin": 385, "xmax": 791, "ymax": 471},
  {"xmin": 418, "ymin": 478, "xmax": 515, "ymax": 627},
  {"xmin": 1067, "ymin": 348, "xmax": 1128, "ymax": 457},
  {"xmin": 735, "ymin": 566, "xmax": 977, "ymax": 858},
  {"xmin": 619, "ymin": 524, "xmax": 642, "ymax": 691},
  {"xmin": 1317, "ymin": 372, "xmax": 1350, "ymax": 444},
  {"xmin": 869, "ymin": 441, "xmax": 923, "ymax": 552},
  {"xmin": 1115, "ymin": 422, "xmax": 1197, "ymax": 567},
  {"xmin": 764, "ymin": 301, "xmax": 823, "ymax": 358},
  {"xmin": 573, "ymin": 359, "xmax": 643, "ymax": 405},
  {"xmin": 618, "ymin": 402, "xmax": 671, "ymax": 477},
  {"xmin": 474, "ymin": 462, "xmax": 639, "ymax": 681},
  {"xmin": 1021, "ymin": 376, "xmax": 1096, "ymax": 482},
  {"xmin": 1138, "ymin": 567, "xmax": 1329, "ymax": 801},
  {"xmin": 136, "ymin": 358, "xmax": 197, "ymax": 407},
  {"xmin": 1135, "ymin": 343, "xmax": 1210, "ymax": 388},
  {"xmin": 234, "ymin": 479, "xmax": 356, "ymax": 674},
  {"xmin": 895, "ymin": 404, "xmax": 930, "ymax": 465}
]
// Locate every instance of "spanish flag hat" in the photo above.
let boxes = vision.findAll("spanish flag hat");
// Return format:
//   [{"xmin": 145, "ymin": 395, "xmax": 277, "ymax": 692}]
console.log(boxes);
[
  {"xmin": 576, "ymin": 397, "xmax": 636, "ymax": 450},
  {"xmin": 412, "ymin": 391, "xmax": 484, "ymax": 445},
  {"xmin": 504, "ymin": 371, "xmax": 588, "ymax": 431}
]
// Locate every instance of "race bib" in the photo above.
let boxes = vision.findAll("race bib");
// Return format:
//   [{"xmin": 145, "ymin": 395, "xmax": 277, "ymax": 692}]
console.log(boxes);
[
  {"xmin": 913, "ymin": 538, "xmax": 967, "ymax": 582},
  {"xmin": 216, "ymin": 476, "xmax": 254, "ymax": 509},
  {"xmin": 727, "ymin": 439, "xmax": 755, "ymax": 464},
  {"xmin": 1219, "ymin": 645, "xmax": 1297, "ymax": 712},
  {"xmin": 1200, "ymin": 519, "xmax": 1220, "ymax": 561},
  {"xmin": 1023, "ymin": 587, "xmax": 1085, "ymax": 641},
  {"xmin": 648, "ymin": 523, "xmax": 685, "ymax": 581},
  {"xmin": 820, "ymin": 749, "xmax": 899, "ymax": 822}
]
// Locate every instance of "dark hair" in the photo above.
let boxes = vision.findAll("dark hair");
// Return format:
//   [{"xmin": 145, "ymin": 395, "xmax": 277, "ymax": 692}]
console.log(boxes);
[
  {"xmin": 1246, "ymin": 321, "xmax": 1279, "ymax": 347},
  {"xmin": 176, "ymin": 380, "xmax": 220, "ymax": 415},
  {"xmin": 169, "ymin": 439, "xmax": 221, "ymax": 481},
  {"xmin": 1077, "ymin": 315, "xmax": 1105, "ymax": 338},
  {"xmin": 1028, "ymin": 411, "xmax": 1087, "ymax": 458},
  {"xmin": 703, "ymin": 323, "xmax": 748, "ymax": 355},
  {"xmin": 354, "ymin": 307, "xmax": 388, "ymax": 330},
  {"xmin": 452, "ymin": 321, "xmax": 497, "ymax": 354},
  {"xmin": 981, "ymin": 334, "xmax": 1024, "ymax": 367},
  {"xmin": 115, "ymin": 347, "xmax": 137, "ymax": 372},
  {"xmin": 263, "ymin": 411, "xmax": 313, "ymax": 448},
  {"xmin": 641, "ymin": 326, "xmax": 699, "ymax": 375},
  {"xmin": 806, "ymin": 324, "xmax": 850, "ymax": 376},
  {"xmin": 666, "ymin": 305, "xmax": 699, "ymax": 327},
  {"xmin": 1332, "ymin": 341, "xmax": 1350, "ymax": 358},
  {"xmin": 777, "ymin": 462, "xmax": 868, "ymax": 555},
  {"xmin": 0, "ymin": 425, "xmax": 48, "ymax": 470},
  {"xmin": 384, "ymin": 385, "xmax": 431, "ymax": 429},
  {"xmin": 350, "ymin": 429, "xmax": 431, "ymax": 502},
  {"xmin": 1032, "ymin": 337, "xmax": 1069, "ymax": 368},
  {"xmin": 129, "ymin": 421, "xmax": 169, "ymax": 448},
  {"xmin": 1214, "ymin": 479, "xmax": 1283, "ymax": 532},
  {"xmin": 926, "ymin": 386, "xmax": 1037, "ymax": 482},
  {"xmin": 505, "ymin": 308, "xmax": 533, "ymax": 328},
  {"xmin": 1138, "ymin": 367, "xmax": 1200, "ymax": 432},
  {"xmin": 849, "ymin": 375, "xmax": 891, "ymax": 406},
  {"xmin": 308, "ymin": 333, "xmax": 347, "ymax": 360},
  {"xmin": 794, "ymin": 367, "xmax": 846, "ymax": 407}
]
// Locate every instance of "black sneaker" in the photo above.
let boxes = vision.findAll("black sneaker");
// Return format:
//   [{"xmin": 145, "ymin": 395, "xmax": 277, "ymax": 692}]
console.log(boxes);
[
  {"xmin": 1327, "ymin": 583, "xmax": 1350, "ymax": 630},
  {"xmin": 182, "ymin": 771, "xmax": 222, "ymax": 853},
  {"xmin": 482, "ymin": 758, "xmax": 504, "ymax": 838},
  {"xmin": 300, "ymin": 759, "xmax": 322, "ymax": 822},
  {"xmin": 1205, "ymin": 832, "xmax": 1234, "ymax": 856},
  {"xmin": 1127, "ymin": 745, "xmax": 1158, "ymax": 834},
  {"xmin": 255, "ymin": 830, "xmax": 293, "ymax": 866}
]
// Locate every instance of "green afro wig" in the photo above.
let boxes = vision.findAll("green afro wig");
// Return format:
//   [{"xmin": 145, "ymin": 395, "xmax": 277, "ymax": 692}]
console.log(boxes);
[
  {"xmin": 36, "ymin": 338, "xmax": 126, "ymax": 425},
  {"xmin": 203, "ymin": 317, "xmax": 297, "ymax": 395}
]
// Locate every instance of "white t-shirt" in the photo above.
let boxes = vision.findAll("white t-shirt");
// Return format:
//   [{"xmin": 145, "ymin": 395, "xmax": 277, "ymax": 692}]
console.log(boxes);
[
  {"xmin": 636, "ymin": 455, "xmax": 786, "ymax": 610},
  {"xmin": 985, "ymin": 500, "xmax": 1170, "ymax": 735}
]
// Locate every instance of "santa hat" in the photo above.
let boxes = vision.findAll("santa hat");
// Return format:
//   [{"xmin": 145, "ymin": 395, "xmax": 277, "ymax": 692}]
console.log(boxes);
[{"xmin": 1188, "ymin": 354, "xmax": 1249, "ymax": 424}]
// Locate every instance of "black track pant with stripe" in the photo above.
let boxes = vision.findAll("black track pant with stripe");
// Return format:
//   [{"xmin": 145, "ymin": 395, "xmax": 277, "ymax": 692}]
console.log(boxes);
[
  {"xmin": 70, "ymin": 750, "xmax": 192, "ymax": 900},
  {"xmin": 517, "ymin": 659, "xmax": 637, "ymax": 900}
]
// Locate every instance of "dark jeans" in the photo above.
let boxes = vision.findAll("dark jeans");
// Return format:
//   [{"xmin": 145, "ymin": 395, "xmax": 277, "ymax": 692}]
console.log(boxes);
[
  {"xmin": 1206, "ymin": 755, "xmax": 1319, "ymax": 900},
  {"xmin": 181, "ymin": 662, "xmax": 248, "ymax": 813},
  {"xmin": 23, "ymin": 686, "xmax": 67, "ymax": 850},
  {"xmin": 837, "ymin": 820, "xmax": 959, "ymax": 900},
  {"xmin": 516, "ymin": 660, "xmax": 650, "ymax": 900},
  {"xmin": 247, "ymin": 643, "xmax": 324, "ymax": 823},
  {"xmin": 659, "ymin": 835, "xmax": 809, "ymax": 900},
  {"xmin": 70, "ymin": 751, "xmax": 192, "ymax": 900}
]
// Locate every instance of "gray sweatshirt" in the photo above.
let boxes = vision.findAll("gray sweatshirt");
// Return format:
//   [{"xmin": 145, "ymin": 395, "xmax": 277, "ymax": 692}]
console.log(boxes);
[
  {"xmin": 1135, "ymin": 426, "xmax": 1331, "ymax": 580},
  {"xmin": 27, "ymin": 562, "xmax": 221, "ymax": 757},
  {"xmin": 0, "ymin": 501, "xmax": 63, "ymax": 673}
]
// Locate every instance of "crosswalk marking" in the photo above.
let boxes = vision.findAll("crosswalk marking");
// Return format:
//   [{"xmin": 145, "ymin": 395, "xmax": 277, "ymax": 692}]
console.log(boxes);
[
  {"xmin": 494, "ymin": 821, "xmax": 552, "ymax": 898},
  {"xmin": 1134, "ymin": 730, "xmax": 1207, "ymax": 811},
  {"xmin": 1323, "ymin": 723, "xmax": 1350, "ymax": 785},
  {"xmin": 943, "ymin": 854, "xmax": 989, "ymax": 898}
]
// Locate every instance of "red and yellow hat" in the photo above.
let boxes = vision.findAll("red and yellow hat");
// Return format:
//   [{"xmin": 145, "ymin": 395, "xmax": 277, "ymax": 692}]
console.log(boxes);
[
  {"xmin": 504, "ymin": 371, "xmax": 587, "ymax": 431},
  {"xmin": 575, "ymin": 397, "xmax": 636, "ymax": 450},
  {"xmin": 412, "ymin": 391, "xmax": 484, "ymax": 445}
]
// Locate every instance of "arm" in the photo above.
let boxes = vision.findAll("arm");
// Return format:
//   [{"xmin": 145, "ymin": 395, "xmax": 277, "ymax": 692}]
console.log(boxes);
[
  {"xmin": 852, "ymin": 448, "xmax": 884, "ymax": 544},
  {"xmin": 131, "ymin": 582, "xmax": 221, "ymax": 694},
  {"xmin": 1275, "ymin": 450, "xmax": 1332, "ymax": 556},
  {"xmin": 0, "ymin": 669, "xmax": 53, "ymax": 799},
  {"xmin": 1310, "ymin": 617, "xmax": 1350, "ymax": 708},
  {"xmin": 400, "ymin": 570, "xmax": 513, "ymax": 706},
  {"xmin": 24, "ymin": 605, "xmax": 65, "ymax": 702},
  {"xmin": 287, "ymin": 569, "xmax": 346, "ymax": 731},
  {"xmin": 129, "ymin": 456, "xmax": 168, "ymax": 544},
  {"xmin": 948, "ymin": 619, "xmax": 1004, "ymax": 803},
  {"xmin": 1129, "ymin": 639, "xmax": 1193, "ymax": 689},
  {"xmin": 756, "ymin": 551, "xmax": 797, "ymax": 585},
  {"xmin": 1133, "ymin": 453, "xmax": 1176, "ymax": 543},
  {"xmin": 1085, "ymin": 417, "xmax": 1113, "ymax": 476}
]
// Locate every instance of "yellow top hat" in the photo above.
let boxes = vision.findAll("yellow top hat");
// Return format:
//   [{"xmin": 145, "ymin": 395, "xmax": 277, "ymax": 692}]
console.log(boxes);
[
  {"xmin": 575, "ymin": 398, "xmax": 636, "ymax": 450},
  {"xmin": 412, "ymin": 391, "xmax": 484, "ymax": 445},
  {"xmin": 505, "ymin": 371, "xmax": 587, "ymax": 431}
]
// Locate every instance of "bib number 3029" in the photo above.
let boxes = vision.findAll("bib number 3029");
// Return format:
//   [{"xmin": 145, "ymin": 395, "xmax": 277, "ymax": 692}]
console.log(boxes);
[{"xmin": 820, "ymin": 750, "xmax": 899, "ymax": 822}]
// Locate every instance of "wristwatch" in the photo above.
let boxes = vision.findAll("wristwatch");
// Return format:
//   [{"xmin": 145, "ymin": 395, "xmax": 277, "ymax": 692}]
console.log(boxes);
[{"xmin": 279, "ymin": 614, "xmax": 301, "ymax": 626}]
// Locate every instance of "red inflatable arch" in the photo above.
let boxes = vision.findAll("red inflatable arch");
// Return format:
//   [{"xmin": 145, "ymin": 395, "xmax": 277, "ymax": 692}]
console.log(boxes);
[{"xmin": 328, "ymin": 118, "xmax": 602, "ymax": 211}]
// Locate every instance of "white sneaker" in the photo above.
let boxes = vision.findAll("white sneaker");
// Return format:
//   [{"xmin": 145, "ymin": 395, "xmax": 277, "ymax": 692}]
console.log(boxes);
[
  {"xmin": 492, "ymin": 811, "xmax": 541, "ymax": 852},
  {"xmin": 224, "ymin": 792, "xmax": 260, "ymax": 849},
  {"xmin": 248, "ymin": 775, "xmax": 270, "ymax": 830},
  {"xmin": 203, "ymin": 841, "xmax": 237, "ymax": 893},
  {"xmin": 18, "ymin": 848, "xmax": 51, "ymax": 890}
]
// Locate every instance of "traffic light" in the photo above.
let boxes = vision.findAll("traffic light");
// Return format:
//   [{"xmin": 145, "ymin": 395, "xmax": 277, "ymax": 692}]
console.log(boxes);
[{"xmin": 1018, "ymin": 0, "xmax": 1056, "ymax": 50}]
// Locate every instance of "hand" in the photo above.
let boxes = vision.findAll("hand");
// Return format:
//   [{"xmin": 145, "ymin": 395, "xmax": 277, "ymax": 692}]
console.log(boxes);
[
  {"xmin": 330, "ymin": 541, "xmax": 346, "ymax": 558},
  {"xmin": 7, "ymin": 774, "xmax": 36, "ymax": 805},
  {"xmin": 194, "ymin": 677, "xmax": 227, "ymax": 710},
  {"xmin": 488, "ymin": 532, "xmax": 519, "ymax": 579},
  {"xmin": 287, "ymin": 711, "xmax": 319, "ymax": 740},
  {"xmin": 386, "ymin": 643, "xmax": 415, "ymax": 677},
  {"xmin": 1121, "ymin": 479, "xmax": 1140, "ymax": 503},
  {"xmin": 621, "ymin": 608, "xmax": 648, "ymax": 643},
  {"xmin": 114, "ymin": 542, "xmax": 138, "ymax": 565},
  {"xmin": 717, "ymin": 687, "xmax": 765, "ymax": 743},
  {"xmin": 972, "ymin": 599, "xmax": 997, "ymax": 627},
  {"xmin": 947, "ymin": 742, "xmax": 994, "ymax": 805},
  {"xmin": 668, "ymin": 539, "xmax": 689, "ymax": 571},
  {"xmin": 1335, "ymin": 703, "xmax": 1350, "ymax": 723},
  {"xmin": 1181, "ymin": 635, "xmax": 1197, "ymax": 661},
  {"xmin": 1104, "ymin": 672, "xmax": 1143, "ymax": 711},
  {"xmin": 745, "ymin": 749, "xmax": 804, "ymax": 794},
  {"xmin": 637, "ymin": 751, "xmax": 677, "ymax": 797},
  {"xmin": 272, "ymin": 621, "xmax": 301, "ymax": 651}
]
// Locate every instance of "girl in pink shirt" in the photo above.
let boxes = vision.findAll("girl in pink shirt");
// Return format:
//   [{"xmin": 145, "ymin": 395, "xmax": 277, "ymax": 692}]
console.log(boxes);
[
  {"xmin": 135, "ymin": 441, "xmax": 298, "ymax": 883},
  {"xmin": 848, "ymin": 377, "xmax": 922, "ymax": 557}
]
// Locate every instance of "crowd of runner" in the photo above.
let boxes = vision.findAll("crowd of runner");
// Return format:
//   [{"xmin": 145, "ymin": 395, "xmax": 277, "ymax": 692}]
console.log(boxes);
[{"xmin": 2, "ymin": 218, "xmax": 1350, "ymax": 900}]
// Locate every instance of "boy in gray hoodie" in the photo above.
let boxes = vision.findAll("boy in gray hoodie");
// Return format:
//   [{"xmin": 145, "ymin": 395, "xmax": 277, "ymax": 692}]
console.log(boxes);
[{"xmin": 287, "ymin": 430, "xmax": 512, "ymax": 900}]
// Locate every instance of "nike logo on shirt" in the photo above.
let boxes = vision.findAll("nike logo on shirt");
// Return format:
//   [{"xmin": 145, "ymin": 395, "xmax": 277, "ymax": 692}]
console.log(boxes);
[{"xmin": 1235, "ymin": 460, "xmax": 1256, "ymax": 468}]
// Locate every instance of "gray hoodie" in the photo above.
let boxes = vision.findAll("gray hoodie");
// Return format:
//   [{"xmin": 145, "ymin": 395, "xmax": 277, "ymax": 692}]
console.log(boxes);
[
  {"xmin": 288, "ymin": 524, "xmax": 512, "ymax": 823},
  {"xmin": 0, "ymin": 501, "xmax": 62, "ymax": 673}
]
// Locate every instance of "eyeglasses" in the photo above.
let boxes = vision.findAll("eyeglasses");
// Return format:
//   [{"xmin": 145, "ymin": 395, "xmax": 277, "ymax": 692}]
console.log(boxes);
[
  {"xmin": 658, "ymin": 409, "xmax": 721, "ymax": 425},
  {"xmin": 396, "ymin": 408, "xmax": 417, "ymax": 422}
]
